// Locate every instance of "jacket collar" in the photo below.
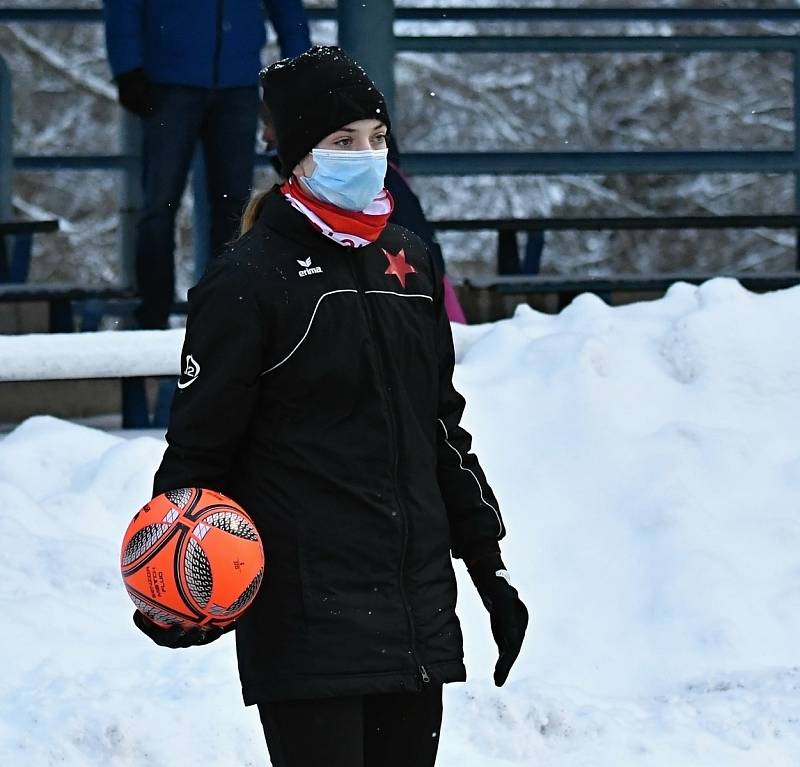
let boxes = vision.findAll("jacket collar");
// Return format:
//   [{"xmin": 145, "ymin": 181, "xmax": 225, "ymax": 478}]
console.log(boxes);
[
  {"xmin": 253, "ymin": 185, "xmax": 407, "ymax": 258},
  {"xmin": 254, "ymin": 185, "xmax": 341, "ymax": 251}
]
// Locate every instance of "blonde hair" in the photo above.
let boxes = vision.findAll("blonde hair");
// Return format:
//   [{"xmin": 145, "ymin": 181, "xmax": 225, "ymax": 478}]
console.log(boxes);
[{"xmin": 240, "ymin": 189, "xmax": 271, "ymax": 236}]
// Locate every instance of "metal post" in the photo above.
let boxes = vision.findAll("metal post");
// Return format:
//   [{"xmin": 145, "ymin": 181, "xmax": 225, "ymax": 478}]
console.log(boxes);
[
  {"xmin": 497, "ymin": 229, "xmax": 520, "ymax": 274},
  {"xmin": 794, "ymin": 50, "xmax": 800, "ymax": 268},
  {"xmin": 192, "ymin": 146, "xmax": 211, "ymax": 279},
  {"xmin": 0, "ymin": 55, "xmax": 13, "ymax": 282},
  {"xmin": 337, "ymin": 0, "xmax": 396, "ymax": 117},
  {"xmin": 0, "ymin": 55, "xmax": 11, "ymax": 220},
  {"xmin": 119, "ymin": 109, "xmax": 142, "ymax": 288}
]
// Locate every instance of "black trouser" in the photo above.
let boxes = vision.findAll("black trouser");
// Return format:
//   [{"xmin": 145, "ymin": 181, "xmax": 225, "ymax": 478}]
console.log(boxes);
[
  {"xmin": 257, "ymin": 684, "xmax": 443, "ymax": 767},
  {"xmin": 135, "ymin": 84, "xmax": 258, "ymax": 329}
]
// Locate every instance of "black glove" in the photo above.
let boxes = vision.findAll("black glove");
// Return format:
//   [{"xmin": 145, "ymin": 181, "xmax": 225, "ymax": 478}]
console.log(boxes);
[
  {"xmin": 468, "ymin": 554, "xmax": 529, "ymax": 687},
  {"xmin": 116, "ymin": 68, "xmax": 152, "ymax": 116},
  {"xmin": 132, "ymin": 610, "xmax": 234, "ymax": 649}
]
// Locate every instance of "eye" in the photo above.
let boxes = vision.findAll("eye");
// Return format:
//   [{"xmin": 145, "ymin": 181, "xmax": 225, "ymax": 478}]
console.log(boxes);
[
  {"xmin": 334, "ymin": 136, "xmax": 352, "ymax": 147},
  {"xmin": 372, "ymin": 133, "xmax": 387, "ymax": 145}
]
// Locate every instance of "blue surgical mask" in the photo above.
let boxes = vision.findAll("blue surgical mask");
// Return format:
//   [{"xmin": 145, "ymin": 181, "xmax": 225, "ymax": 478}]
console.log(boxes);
[{"xmin": 303, "ymin": 148, "xmax": 388, "ymax": 211}]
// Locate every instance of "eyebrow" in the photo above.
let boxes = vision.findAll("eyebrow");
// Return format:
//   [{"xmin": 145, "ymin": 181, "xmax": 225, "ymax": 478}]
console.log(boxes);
[{"xmin": 336, "ymin": 126, "xmax": 386, "ymax": 134}]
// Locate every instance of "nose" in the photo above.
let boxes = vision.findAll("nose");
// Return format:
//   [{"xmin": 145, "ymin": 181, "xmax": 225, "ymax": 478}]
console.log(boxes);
[
  {"xmin": 352, "ymin": 136, "xmax": 373, "ymax": 151},
  {"xmin": 262, "ymin": 124, "xmax": 276, "ymax": 147}
]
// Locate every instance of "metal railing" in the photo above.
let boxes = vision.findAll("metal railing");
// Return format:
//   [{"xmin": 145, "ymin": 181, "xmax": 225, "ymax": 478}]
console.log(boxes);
[
  {"xmin": 6, "ymin": 6, "xmax": 800, "ymax": 175},
  {"xmin": 0, "ymin": 54, "xmax": 11, "ymax": 221},
  {"xmin": 2, "ymin": 4, "xmax": 800, "ymax": 276}
]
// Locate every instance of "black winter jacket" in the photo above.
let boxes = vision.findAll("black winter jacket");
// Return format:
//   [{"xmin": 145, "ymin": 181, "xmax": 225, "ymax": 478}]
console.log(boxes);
[{"xmin": 153, "ymin": 188, "xmax": 505, "ymax": 703}]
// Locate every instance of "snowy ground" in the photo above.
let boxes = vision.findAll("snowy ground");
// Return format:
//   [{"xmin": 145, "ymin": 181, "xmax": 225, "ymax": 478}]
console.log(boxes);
[{"xmin": 2, "ymin": 278, "xmax": 800, "ymax": 765}]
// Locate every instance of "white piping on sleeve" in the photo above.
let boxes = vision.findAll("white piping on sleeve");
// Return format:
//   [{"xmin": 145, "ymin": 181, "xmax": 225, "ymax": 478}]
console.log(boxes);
[
  {"xmin": 364, "ymin": 290, "xmax": 433, "ymax": 301},
  {"xmin": 437, "ymin": 417, "xmax": 503, "ymax": 537},
  {"xmin": 260, "ymin": 289, "xmax": 358, "ymax": 375}
]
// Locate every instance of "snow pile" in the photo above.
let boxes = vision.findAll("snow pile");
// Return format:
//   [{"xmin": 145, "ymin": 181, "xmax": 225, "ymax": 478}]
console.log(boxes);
[
  {"xmin": 0, "ymin": 329, "xmax": 183, "ymax": 381},
  {"xmin": 2, "ymin": 278, "xmax": 800, "ymax": 765}
]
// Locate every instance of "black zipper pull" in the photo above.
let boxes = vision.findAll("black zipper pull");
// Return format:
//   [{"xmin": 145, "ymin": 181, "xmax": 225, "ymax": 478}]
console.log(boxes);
[{"xmin": 419, "ymin": 665, "xmax": 430, "ymax": 683}]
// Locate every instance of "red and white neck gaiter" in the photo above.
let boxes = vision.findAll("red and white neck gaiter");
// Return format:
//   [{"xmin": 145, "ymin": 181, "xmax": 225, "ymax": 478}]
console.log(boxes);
[{"xmin": 281, "ymin": 176, "xmax": 394, "ymax": 248}]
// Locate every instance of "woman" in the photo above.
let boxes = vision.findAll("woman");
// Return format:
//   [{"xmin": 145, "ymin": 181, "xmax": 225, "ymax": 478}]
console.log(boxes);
[
  {"xmin": 134, "ymin": 46, "xmax": 528, "ymax": 767},
  {"xmin": 260, "ymin": 97, "xmax": 467, "ymax": 324}
]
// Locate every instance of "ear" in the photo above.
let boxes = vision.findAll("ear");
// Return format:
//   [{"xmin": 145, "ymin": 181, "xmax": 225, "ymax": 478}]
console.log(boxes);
[{"xmin": 293, "ymin": 154, "xmax": 315, "ymax": 179}]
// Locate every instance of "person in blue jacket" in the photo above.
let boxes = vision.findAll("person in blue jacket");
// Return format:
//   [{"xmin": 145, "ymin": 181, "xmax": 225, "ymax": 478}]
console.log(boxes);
[{"xmin": 103, "ymin": 0, "xmax": 311, "ymax": 329}]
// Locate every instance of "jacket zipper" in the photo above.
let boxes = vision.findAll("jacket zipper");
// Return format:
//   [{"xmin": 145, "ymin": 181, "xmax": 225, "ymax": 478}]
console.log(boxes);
[
  {"xmin": 212, "ymin": 0, "xmax": 225, "ymax": 87},
  {"xmin": 347, "ymin": 251, "xmax": 429, "ymax": 687}
]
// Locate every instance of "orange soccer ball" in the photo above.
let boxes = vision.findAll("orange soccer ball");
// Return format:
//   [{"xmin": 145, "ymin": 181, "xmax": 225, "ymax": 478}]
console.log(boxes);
[{"xmin": 120, "ymin": 488, "xmax": 265, "ymax": 629}]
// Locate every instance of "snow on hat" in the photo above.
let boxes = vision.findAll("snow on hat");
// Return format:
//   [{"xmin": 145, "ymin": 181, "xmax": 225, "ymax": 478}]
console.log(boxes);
[{"xmin": 260, "ymin": 45, "xmax": 391, "ymax": 177}]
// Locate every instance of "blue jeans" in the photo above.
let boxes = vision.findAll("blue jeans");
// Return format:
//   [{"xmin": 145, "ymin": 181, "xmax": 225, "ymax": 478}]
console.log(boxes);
[{"xmin": 135, "ymin": 84, "xmax": 258, "ymax": 329}]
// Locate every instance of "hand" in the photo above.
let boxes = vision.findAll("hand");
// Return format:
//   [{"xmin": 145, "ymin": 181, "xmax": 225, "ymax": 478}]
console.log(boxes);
[
  {"xmin": 132, "ymin": 610, "xmax": 234, "ymax": 649},
  {"xmin": 116, "ymin": 68, "xmax": 152, "ymax": 116},
  {"xmin": 468, "ymin": 555, "xmax": 529, "ymax": 686}
]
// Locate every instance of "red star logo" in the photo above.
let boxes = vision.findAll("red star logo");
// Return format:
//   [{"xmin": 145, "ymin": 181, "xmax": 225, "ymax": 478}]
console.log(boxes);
[{"xmin": 383, "ymin": 248, "xmax": 416, "ymax": 288}]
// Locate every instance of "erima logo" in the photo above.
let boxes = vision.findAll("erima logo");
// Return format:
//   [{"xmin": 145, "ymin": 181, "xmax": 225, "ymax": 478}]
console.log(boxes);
[
  {"xmin": 177, "ymin": 354, "xmax": 200, "ymax": 389},
  {"xmin": 297, "ymin": 257, "xmax": 323, "ymax": 277}
]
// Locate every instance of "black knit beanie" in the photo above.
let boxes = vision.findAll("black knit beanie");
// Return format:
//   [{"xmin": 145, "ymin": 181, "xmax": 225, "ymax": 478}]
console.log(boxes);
[{"xmin": 260, "ymin": 46, "xmax": 391, "ymax": 177}]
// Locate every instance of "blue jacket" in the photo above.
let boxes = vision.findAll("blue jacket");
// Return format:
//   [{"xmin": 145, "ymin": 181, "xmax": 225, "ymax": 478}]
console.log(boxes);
[{"xmin": 103, "ymin": 0, "xmax": 311, "ymax": 88}]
